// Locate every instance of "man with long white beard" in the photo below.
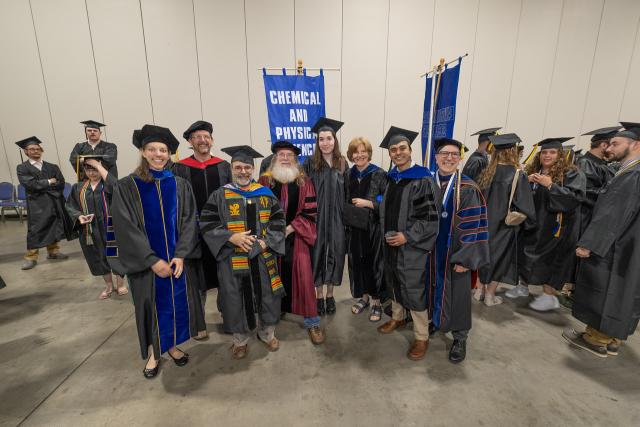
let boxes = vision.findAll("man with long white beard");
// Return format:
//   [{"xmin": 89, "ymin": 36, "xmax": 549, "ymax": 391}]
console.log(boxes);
[{"xmin": 259, "ymin": 141, "xmax": 325, "ymax": 345}]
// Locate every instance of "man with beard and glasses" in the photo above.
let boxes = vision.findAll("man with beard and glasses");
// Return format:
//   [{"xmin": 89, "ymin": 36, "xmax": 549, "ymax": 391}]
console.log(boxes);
[
  {"xmin": 199, "ymin": 146, "xmax": 286, "ymax": 359},
  {"xmin": 172, "ymin": 121, "xmax": 231, "ymax": 338},
  {"xmin": 259, "ymin": 141, "xmax": 325, "ymax": 344},
  {"xmin": 564, "ymin": 122, "xmax": 640, "ymax": 358}
]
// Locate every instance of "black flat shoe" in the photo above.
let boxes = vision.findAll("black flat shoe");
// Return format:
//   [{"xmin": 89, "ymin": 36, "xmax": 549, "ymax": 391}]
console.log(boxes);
[
  {"xmin": 448, "ymin": 339, "xmax": 466, "ymax": 364},
  {"xmin": 143, "ymin": 359, "xmax": 160, "ymax": 379},
  {"xmin": 317, "ymin": 298, "xmax": 326, "ymax": 316},
  {"xmin": 325, "ymin": 297, "xmax": 336, "ymax": 315},
  {"xmin": 168, "ymin": 348, "xmax": 189, "ymax": 367}
]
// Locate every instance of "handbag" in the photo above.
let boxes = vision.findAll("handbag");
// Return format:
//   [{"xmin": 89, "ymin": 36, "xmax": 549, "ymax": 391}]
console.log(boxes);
[
  {"xmin": 504, "ymin": 168, "xmax": 527, "ymax": 226},
  {"xmin": 343, "ymin": 203, "xmax": 370, "ymax": 230}
]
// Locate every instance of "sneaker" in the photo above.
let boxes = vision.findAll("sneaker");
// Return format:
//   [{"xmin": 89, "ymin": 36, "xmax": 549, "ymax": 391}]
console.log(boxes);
[
  {"xmin": 505, "ymin": 284, "xmax": 529, "ymax": 299},
  {"xmin": 47, "ymin": 253, "xmax": 68, "ymax": 260},
  {"xmin": 562, "ymin": 329, "xmax": 607, "ymax": 358},
  {"xmin": 21, "ymin": 260, "xmax": 37, "ymax": 270},
  {"xmin": 529, "ymin": 294, "xmax": 560, "ymax": 311},
  {"xmin": 607, "ymin": 341, "xmax": 621, "ymax": 356}
]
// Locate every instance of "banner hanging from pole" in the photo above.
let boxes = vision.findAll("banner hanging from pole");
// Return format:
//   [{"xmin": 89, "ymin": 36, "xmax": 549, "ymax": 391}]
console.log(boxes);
[
  {"xmin": 421, "ymin": 58, "xmax": 463, "ymax": 171},
  {"xmin": 263, "ymin": 68, "xmax": 326, "ymax": 160}
]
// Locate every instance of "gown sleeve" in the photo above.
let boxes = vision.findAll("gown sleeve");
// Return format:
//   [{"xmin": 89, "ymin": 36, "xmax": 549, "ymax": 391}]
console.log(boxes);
[
  {"xmin": 290, "ymin": 178, "xmax": 317, "ymax": 246},
  {"xmin": 174, "ymin": 178, "xmax": 200, "ymax": 260},
  {"xmin": 262, "ymin": 199, "xmax": 286, "ymax": 256},
  {"xmin": 512, "ymin": 171, "xmax": 537, "ymax": 230},
  {"xmin": 548, "ymin": 169, "xmax": 586, "ymax": 213},
  {"xmin": 199, "ymin": 190, "xmax": 235, "ymax": 260},
  {"xmin": 17, "ymin": 165, "xmax": 49, "ymax": 192},
  {"xmin": 102, "ymin": 143, "xmax": 118, "ymax": 171},
  {"xmin": 110, "ymin": 177, "xmax": 161, "ymax": 273},
  {"xmin": 69, "ymin": 143, "xmax": 81, "ymax": 172},
  {"xmin": 449, "ymin": 184, "xmax": 490, "ymax": 270},
  {"xmin": 404, "ymin": 178, "xmax": 439, "ymax": 251}
]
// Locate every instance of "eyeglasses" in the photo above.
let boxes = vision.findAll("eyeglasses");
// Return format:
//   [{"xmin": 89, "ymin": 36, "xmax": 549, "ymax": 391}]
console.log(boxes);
[
  {"xmin": 437, "ymin": 151, "xmax": 461, "ymax": 159},
  {"xmin": 276, "ymin": 152, "xmax": 295, "ymax": 159},
  {"xmin": 191, "ymin": 135, "xmax": 212, "ymax": 141}
]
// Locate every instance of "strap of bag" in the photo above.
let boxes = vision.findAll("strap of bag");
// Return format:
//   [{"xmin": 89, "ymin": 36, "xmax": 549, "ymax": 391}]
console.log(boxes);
[{"xmin": 507, "ymin": 168, "xmax": 520, "ymax": 210}]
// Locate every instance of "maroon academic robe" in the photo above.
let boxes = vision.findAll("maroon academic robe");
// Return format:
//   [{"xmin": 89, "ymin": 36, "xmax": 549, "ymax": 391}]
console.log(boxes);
[{"xmin": 259, "ymin": 174, "xmax": 318, "ymax": 317}]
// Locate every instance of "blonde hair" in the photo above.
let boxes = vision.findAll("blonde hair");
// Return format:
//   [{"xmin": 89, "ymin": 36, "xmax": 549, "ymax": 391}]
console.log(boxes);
[
  {"xmin": 477, "ymin": 147, "xmax": 520, "ymax": 189},
  {"xmin": 346, "ymin": 137, "xmax": 373, "ymax": 162}
]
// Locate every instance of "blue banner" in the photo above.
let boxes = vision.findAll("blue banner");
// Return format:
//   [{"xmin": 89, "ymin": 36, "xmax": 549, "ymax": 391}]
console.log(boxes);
[
  {"xmin": 421, "ymin": 60, "xmax": 462, "ymax": 171},
  {"xmin": 263, "ymin": 69, "xmax": 326, "ymax": 159}
]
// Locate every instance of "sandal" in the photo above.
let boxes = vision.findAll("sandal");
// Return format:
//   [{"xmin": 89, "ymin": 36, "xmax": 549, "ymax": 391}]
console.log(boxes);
[
  {"xmin": 369, "ymin": 305, "xmax": 382, "ymax": 322},
  {"xmin": 99, "ymin": 289, "xmax": 113, "ymax": 300},
  {"xmin": 116, "ymin": 287, "xmax": 129, "ymax": 296},
  {"xmin": 351, "ymin": 298, "xmax": 370, "ymax": 314}
]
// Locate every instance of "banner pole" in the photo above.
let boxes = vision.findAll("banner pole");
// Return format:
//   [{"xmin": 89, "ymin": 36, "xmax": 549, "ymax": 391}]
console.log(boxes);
[
  {"xmin": 426, "ymin": 58, "xmax": 445, "ymax": 168},
  {"xmin": 425, "ymin": 64, "xmax": 437, "ymax": 167}
]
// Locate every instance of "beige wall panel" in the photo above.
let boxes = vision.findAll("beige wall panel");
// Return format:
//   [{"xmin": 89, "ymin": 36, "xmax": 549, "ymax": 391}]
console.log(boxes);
[
  {"xmin": 619, "ymin": 20, "xmax": 640, "ymax": 122},
  {"xmin": 140, "ymin": 0, "xmax": 201, "ymax": 149},
  {"xmin": 544, "ymin": 0, "xmax": 603, "ymax": 140},
  {"xmin": 430, "ymin": 0, "xmax": 480, "ymax": 147},
  {"xmin": 294, "ymin": 0, "xmax": 342, "ymax": 139},
  {"xmin": 0, "ymin": 0, "xmax": 56, "ymax": 183},
  {"xmin": 26, "ymin": 0, "xmax": 103, "ymax": 180},
  {"xmin": 341, "ymin": 0, "xmax": 389, "ymax": 165},
  {"xmin": 245, "ymin": 0, "xmax": 295, "ymax": 158},
  {"xmin": 466, "ymin": 0, "xmax": 521, "ymax": 147},
  {"xmin": 86, "ymin": 0, "xmax": 154, "ymax": 177},
  {"xmin": 505, "ymin": 0, "xmax": 563, "ymax": 151},
  {"xmin": 194, "ymin": 0, "xmax": 251, "ymax": 158},
  {"xmin": 383, "ymin": 0, "xmax": 435, "ymax": 168},
  {"xmin": 579, "ymin": 0, "xmax": 640, "ymax": 149}
]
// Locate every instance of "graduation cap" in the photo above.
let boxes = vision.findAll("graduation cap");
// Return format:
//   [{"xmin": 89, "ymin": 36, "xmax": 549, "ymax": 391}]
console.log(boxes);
[
  {"xmin": 221, "ymin": 145, "xmax": 263, "ymax": 164},
  {"xmin": 183, "ymin": 120, "xmax": 213, "ymax": 140},
  {"xmin": 488, "ymin": 133, "xmax": 521, "ymax": 149},
  {"xmin": 75, "ymin": 154, "xmax": 107, "ymax": 179},
  {"xmin": 15, "ymin": 136, "xmax": 43, "ymax": 149},
  {"xmin": 471, "ymin": 127, "xmax": 501, "ymax": 143},
  {"xmin": 615, "ymin": 121, "xmax": 640, "ymax": 140},
  {"xmin": 311, "ymin": 117, "xmax": 344, "ymax": 134},
  {"xmin": 271, "ymin": 140, "xmax": 301, "ymax": 156},
  {"xmin": 538, "ymin": 137, "xmax": 573, "ymax": 150},
  {"xmin": 380, "ymin": 126, "xmax": 419, "ymax": 149},
  {"xmin": 582, "ymin": 126, "xmax": 621, "ymax": 143},
  {"xmin": 434, "ymin": 138, "xmax": 469, "ymax": 153},
  {"xmin": 133, "ymin": 124, "xmax": 181, "ymax": 154},
  {"xmin": 81, "ymin": 120, "xmax": 105, "ymax": 130}
]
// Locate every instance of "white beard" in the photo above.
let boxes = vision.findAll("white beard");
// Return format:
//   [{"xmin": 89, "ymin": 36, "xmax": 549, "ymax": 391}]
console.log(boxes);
[{"xmin": 271, "ymin": 163, "xmax": 300, "ymax": 184}]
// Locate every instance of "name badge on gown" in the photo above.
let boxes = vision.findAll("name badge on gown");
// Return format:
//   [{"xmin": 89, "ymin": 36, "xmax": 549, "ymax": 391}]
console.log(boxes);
[{"xmin": 441, "ymin": 211, "xmax": 448, "ymax": 218}]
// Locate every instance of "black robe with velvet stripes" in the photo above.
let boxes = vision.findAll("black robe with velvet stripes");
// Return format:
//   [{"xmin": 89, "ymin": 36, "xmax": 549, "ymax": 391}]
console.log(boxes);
[
  {"xmin": 110, "ymin": 172, "xmax": 205, "ymax": 359},
  {"xmin": 344, "ymin": 165, "xmax": 387, "ymax": 300},
  {"xmin": 478, "ymin": 165, "xmax": 536, "ymax": 286},
  {"xmin": 575, "ymin": 152, "xmax": 613, "ymax": 233},
  {"xmin": 303, "ymin": 159, "xmax": 347, "ymax": 286},
  {"xmin": 65, "ymin": 173, "xmax": 121, "ymax": 276},
  {"xmin": 17, "ymin": 160, "xmax": 76, "ymax": 249},
  {"xmin": 380, "ymin": 169, "xmax": 439, "ymax": 311},
  {"xmin": 573, "ymin": 160, "xmax": 640, "ymax": 340},
  {"xmin": 430, "ymin": 174, "xmax": 490, "ymax": 332},
  {"xmin": 199, "ymin": 183, "xmax": 286, "ymax": 334},
  {"xmin": 69, "ymin": 140, "xmax": 118, "ymax": 178},
  {"xmin": 461, "ymin": 151, "xmax": 488, "ymax": 181},
  {"xmin": 518, "ymin": 169, "xmax": 586, "ymax": 289},
  {"xmin": 171, "ymin": 156, "xmax": 231, "ymax": 291}
]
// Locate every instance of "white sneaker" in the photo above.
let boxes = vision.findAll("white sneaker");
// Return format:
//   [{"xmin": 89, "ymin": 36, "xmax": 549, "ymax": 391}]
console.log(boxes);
[
  {"xmin": 529, "ymin": 294, "xmax": 560, "ymax": 311},
  {"xmin": 484, "ymin": 295, "xmax": 503, "ymax": 306},
  {"xmin": 505, "ymin": 284, "xmax": 529, "ymax": 299}
]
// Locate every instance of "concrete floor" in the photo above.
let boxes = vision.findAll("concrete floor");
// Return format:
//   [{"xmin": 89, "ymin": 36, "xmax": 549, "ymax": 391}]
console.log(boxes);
[{"xmin": 0, "ymin": 219, "xmax": 639, "ymax": 427}]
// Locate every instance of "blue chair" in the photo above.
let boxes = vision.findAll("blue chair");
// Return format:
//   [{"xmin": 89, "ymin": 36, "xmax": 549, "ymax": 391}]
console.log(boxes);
[
  {"xmin": 0, "ymin": 182, "xmax": 23, "ymax": 223},
  {"xmin": 64, "ymin": 182, "xmax": 72, "ymax": 200}
]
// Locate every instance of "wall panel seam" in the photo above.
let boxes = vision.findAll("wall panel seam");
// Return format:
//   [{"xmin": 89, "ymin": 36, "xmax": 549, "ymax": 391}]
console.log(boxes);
[
  {"xmin": 242, "ymin": 0, "xmax": 253, "ymax": 146},
  {"xmin": 138, "ymin": 0, "xmax": 156, "ymax": 123},
  {"xmin": 84, "ymin": 0, "xmax": 106, "ymax": 137},
  {"xmin": 541, "ymin": 0, "xmax": 566, "ymax": 137},
  {"xmin": 618, "ymin": 13, "xmax": 640, "ymax": 120},
  {"xmin": 191, "ymin": 0, "xmax": 204, "ymax": 120},
  {"xmin": 504, "ymin": 0, "xmax": 524, "ymax": 128},
  {"xmin": 381, "ymin": 0, "xmax": 391, "ymax": 165},
  {"xmin": 461, "ymin": 0, "xmax": 481, "ymax": 146}
]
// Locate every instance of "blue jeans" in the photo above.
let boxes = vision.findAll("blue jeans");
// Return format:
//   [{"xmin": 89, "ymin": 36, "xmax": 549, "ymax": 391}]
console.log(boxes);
[{"xmin": 303, "ymin": 316, "xmax": 321, "ymax": 329}]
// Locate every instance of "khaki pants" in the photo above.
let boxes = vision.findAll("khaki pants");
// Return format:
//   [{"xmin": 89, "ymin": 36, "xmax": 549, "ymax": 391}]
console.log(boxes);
[
  {"xmin": 24, "ymin": 242, "xmax": 60, "ymax": 261},
  {"xmin": 584, "ymin": 326, "xmax": 622, "ymax": 347},
  {"xmin": 391, "ymin": 301, "xmax": 429, "ymax": 341}
]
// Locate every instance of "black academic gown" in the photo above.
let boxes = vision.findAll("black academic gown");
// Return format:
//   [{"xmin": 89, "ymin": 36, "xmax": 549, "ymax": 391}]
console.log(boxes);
[
  {"xmin": 573, "ymin": 160, "xmax": 640, "ymax": 340},
  {"xmin": 199, "ymin": 183, "xmax": 286, "ymax": 334},
  {"xmin": 69, "ymin": 140, "xmax": 118, "ymax": 178},
  {"xmin": 303, "ymin": 159, "xmax": 346, "ymax": 287},
  {"xmin": 110, "ymin": 172, "xmax": 205, "ymax": 359},
  {"xmin": 65, "ymin": 173, "xmax": 121, "ymax": 276},
  {"xmin": 17, "ymin": 161, "xmax": 75, "ymax": 249},
  {"xmin": 379, "ymin": 168, "xmax": 439, "ymax": 311},
  {"xmin": 171, "ymin": 156, "xmax": 231, "ymax": 291},
  {"xmin": 575, "ymin": 152, "xmax": 613, "ymax": 233},
  {"xmin": 461, "ymin": 151, "xmax": 488, "ymax": 181},
  {"xmin": 344, "ymin": 165, "xmax": 387, "ymax": 299},
  {"xmin": 518, "ymin": 169, "xmax": 586, "ymax": 289},
  {"xmin": 430, "ymin": 173, "xmax": 490, "ymax": 332},
  {"xmin": 478, "ymin": 165, "xmax": 536, "ymax": 285}
]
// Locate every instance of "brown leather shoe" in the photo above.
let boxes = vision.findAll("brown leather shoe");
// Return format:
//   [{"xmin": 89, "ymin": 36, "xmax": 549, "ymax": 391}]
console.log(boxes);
[
  {"xmin": 259, "ymin": 336, "xmax": 280, "ymax": 352},
  {"xmin": 231, "ymin": 344, "xmax": 248, "ymax": 359},
  {"xmin": 377, "ymin": 319, "xmax": 406, "ymax": 334},
  {"xmin": 407, "ymin": 339, "xmax": 429, "ymax": 361},
  {"xmin": 308, "ymin": 326, "xmax": 326, "ymax": 345}
]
